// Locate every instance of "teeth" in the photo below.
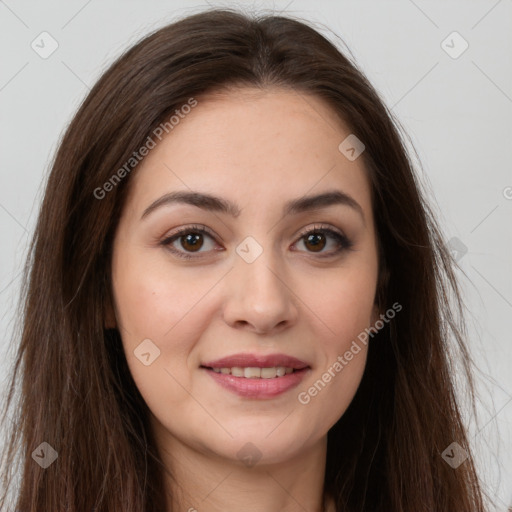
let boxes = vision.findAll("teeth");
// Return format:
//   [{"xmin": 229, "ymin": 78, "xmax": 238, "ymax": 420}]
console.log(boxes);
[
  {"xmin": 211, "ymin": 366, "xmax": 297, "ymax": 378},
  {"xmin": 260, "ymin": 367, "xmax": 275, "ymax": 378},
  {"xmin": 245, "ymin": 367, "xmax": 261, "ymax": 378},
  {"xmin": 231, "ymin": 367, "xmax": 244, "ymax": 377}
]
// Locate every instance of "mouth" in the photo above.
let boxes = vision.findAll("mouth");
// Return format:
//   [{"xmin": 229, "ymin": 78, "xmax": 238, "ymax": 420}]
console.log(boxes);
[
  {"xmin": 200, "ymin": 365, "xmax": 302, "ymax": 378},
  {"xmin": 200, "ymin": 353, "xmax": 311, "ymax": 398}
]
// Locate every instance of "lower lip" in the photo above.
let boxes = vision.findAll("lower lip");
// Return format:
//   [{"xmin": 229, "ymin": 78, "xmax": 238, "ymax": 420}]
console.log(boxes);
[{"xmin": 203, "ymin": 367, "xmax": 310, "ymax": 398}]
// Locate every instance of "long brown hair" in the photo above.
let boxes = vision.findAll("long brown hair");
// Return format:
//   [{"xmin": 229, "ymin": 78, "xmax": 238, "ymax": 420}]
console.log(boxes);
[{"xmin": 1, "ymin": 7, "xmax": 486, "ymax": 511}]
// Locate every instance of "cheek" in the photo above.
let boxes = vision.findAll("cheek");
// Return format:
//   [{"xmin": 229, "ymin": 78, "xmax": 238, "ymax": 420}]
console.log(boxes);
[
  {"xmin": 309, "ymin": 263, "xmax": 378, "ymax": 349},
  {"xmin": 112, "ymin": 262, "xmax": 210, "ymax": 422},
  {"xmin": 110, "ymin": 249, "xmax": 223, "ymax": 404},
  {"xmin": 112, "ymin": 246, "xmax": 216, "ymax": 343},
  {"xmin": 294, "ymin": 266, "xmax": 375, "ymax": 423}
]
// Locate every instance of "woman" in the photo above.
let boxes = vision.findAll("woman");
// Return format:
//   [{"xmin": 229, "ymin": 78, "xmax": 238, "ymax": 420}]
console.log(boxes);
[{"xmin": 0, "ymin": 7, "xmax": 486, "ymax": 511}]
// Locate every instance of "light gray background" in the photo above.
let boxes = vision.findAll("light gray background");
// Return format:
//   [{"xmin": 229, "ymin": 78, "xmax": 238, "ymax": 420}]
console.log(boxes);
[{"xmin": 1, "ymin": 0, "xmax": 511, "ymax": 509}]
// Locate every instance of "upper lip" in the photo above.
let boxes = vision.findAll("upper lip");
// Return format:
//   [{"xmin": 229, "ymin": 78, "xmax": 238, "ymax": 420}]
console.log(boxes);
[{"xmin": 201, "ymin": 353, "xmax": 310, "ymax": 370}]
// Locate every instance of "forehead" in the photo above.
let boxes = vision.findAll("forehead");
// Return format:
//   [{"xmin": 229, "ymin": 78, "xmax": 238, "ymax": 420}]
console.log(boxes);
[{"xmin": 123, "ymin": 86, "xmax": 372, "ymax": 220}]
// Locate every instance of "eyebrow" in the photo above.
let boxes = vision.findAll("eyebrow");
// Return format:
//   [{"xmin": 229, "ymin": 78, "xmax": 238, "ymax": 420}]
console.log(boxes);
[{"xmin": 140, "ymin": 189, "xmax": 365, "ymax": 223}]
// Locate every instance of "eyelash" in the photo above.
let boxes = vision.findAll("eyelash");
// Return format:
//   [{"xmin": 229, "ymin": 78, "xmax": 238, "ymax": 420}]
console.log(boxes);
[{"xmin": 159, "ymin": 223, "xmax": 354, "ymax": 260}]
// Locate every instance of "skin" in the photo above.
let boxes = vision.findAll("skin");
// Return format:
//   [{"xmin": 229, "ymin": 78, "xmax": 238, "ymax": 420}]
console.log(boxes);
[{"xmin": 109, "ymin": 86, "xmax": 380, "ymax": 512}]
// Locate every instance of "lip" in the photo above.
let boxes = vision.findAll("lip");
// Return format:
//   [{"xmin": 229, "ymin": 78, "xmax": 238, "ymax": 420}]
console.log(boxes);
[
  {"xmin": 201, "ymin": 353, "xmax": 310, "ymax": 370},
  {"xmin": 200, "ymin": 352, "xmax": 311, "ymax": 399},
  {"xmin": 203, "ymin": 367, "xmax": 310, "ymax": 398}
]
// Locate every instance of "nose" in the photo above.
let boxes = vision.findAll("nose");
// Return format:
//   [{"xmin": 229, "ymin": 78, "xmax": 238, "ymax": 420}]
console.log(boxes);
[{"xmin": 222, "ymin": 249, "xmax": 299, "ymax": 335}]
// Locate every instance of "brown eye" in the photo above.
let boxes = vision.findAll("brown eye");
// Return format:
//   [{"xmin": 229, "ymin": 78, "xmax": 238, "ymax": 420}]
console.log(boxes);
[
  {"xmin": 303, "ymin": 232, "xmax": 326, "ymax": 252},
  {"xmin": 294, "ymin": 225, "xmax": 353, "ymax": 257},
  {"xmin": 180, "ymin": 232, "xmax": 204, "ymax": 252},
  {"xmin": 160, "ymin": 224, "xmax": 219, "ymax": 259}
]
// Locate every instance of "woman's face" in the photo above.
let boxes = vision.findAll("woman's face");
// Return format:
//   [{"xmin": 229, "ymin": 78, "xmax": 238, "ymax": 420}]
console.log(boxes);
[{"xmin": 110, "ymin": 87, "xmax": 380, "ymax": 465}]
